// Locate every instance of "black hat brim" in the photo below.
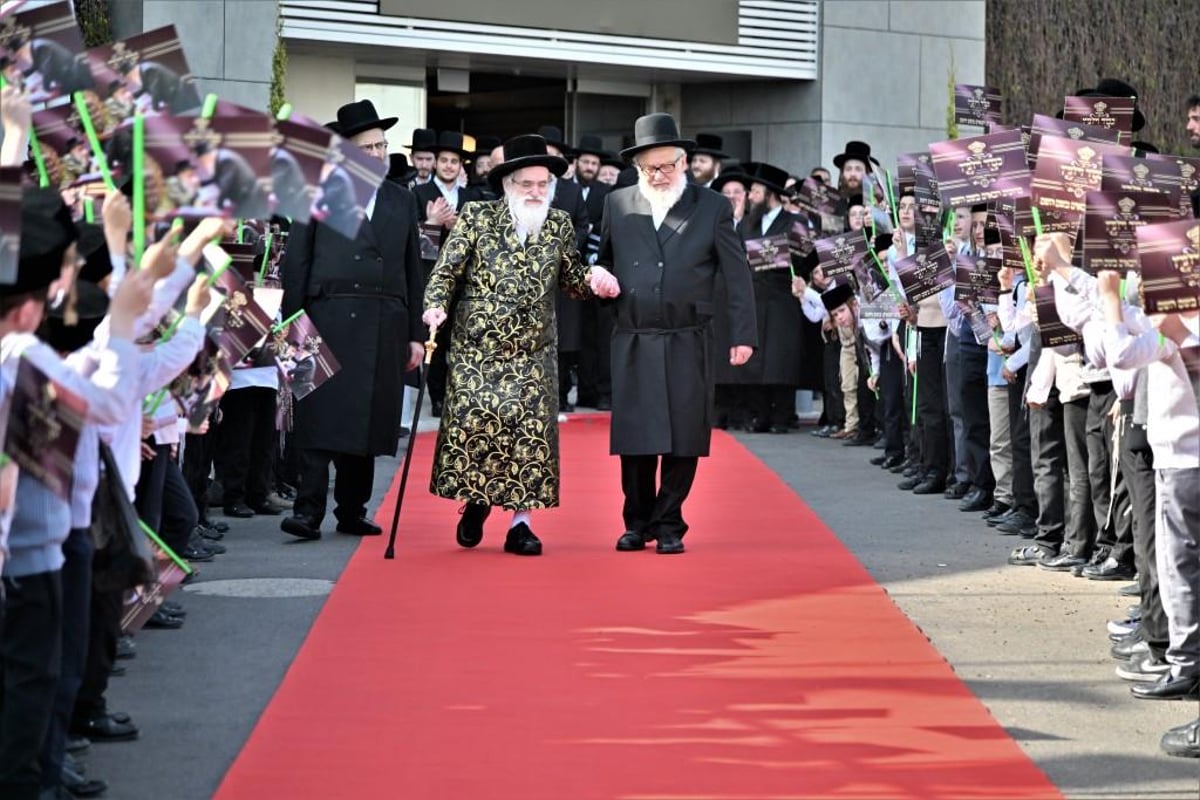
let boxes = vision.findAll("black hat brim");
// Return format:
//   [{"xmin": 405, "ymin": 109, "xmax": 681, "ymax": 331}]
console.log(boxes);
[
  {"xmin": 619, "ymin": 138, "xmax": 696, "ymax": 160},
  {"xmin": 747, "ymin": 178, "xmax": 789, "ymax": 196},
  {"xmin": 711, "ymin": 172, "xmax": 751, "ymax": 192},
  {"xmin": 337, "ymin": 117, "xmax": 398, "ymax": 140},
  {"xmin": 487, "ymin": 154, "xmax": 569, "ymax": 193},
  {"xmin": 691, "ymin": 147, "xmax": 730, "ymax": 159},
  {"xmin": 833, "ymin": 153, "xmax": 880, "ymax": 169}
]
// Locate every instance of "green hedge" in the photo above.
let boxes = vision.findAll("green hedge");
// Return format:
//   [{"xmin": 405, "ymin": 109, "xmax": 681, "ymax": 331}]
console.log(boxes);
[
  {"xmin": 74, "ymin": 0, "xmax": 113, "ymax": 48},
  {"xmin": 986, "ymin": 0, "xmax": 1196, "ymax": 154}
]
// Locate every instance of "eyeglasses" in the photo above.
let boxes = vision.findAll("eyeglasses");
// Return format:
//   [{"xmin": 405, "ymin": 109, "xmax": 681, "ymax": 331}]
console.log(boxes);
[
  {"xmin": 358, "ymin": 140, "xmax": 388, "ymax": 154},
  {"xmin": 637, "ymin": 156, "xmax": 682, "ymax": 177},
  {"xmin": 512, "ymin": 179, "xmax": 551, "ymax": 192}
]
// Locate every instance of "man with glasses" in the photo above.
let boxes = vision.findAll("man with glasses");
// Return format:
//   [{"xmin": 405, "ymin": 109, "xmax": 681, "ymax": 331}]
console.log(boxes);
[
  {"xmin": 280, "ymin": 99, "xmax": 426, "ymax": 542},
  {"xmin": 598, "ymin": 113, "xmax": 757, "ymax": 555}
]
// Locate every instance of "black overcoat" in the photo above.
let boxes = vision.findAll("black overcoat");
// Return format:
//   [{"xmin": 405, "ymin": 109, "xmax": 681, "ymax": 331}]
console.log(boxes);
[
  {"xmin": 552, "ymin": 179, "xmax": 590, "ymax": 352},
  {"xmin": 281, "ymin": 180, "xmax": 425, "ymax": 456},
  {"xmin": 598, "ymin": 184, "xmax": 757, "ymax": 457}
]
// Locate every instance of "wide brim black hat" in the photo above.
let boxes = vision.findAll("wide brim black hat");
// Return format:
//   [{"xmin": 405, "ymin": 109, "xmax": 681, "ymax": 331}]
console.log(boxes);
[
  {"xmin": 1094, "ymin": 78, "xmax": 1147, "ymax": 131},
  {"xmin": 690, "ymin": 133, "xmax": 729, "ymax": 159},
  {"xmin": 333, "ymin": 99, "xmax": 397, "ymax": 140},
  {"xmin": 833, "ymin": 140, "xmax": 879, "ymax": 169},
  {"xmin": 406, "ymin": 127, "xmax": 437, "ymax": 153},
  {"xmin": 711, "ymin": 167, "xmax": 752, "ymax": 192},
  {"xmin": 433, "ymin": 131, "xmax": 473, "ymax": 161},
  {"xmin": 487, "ymin": 135, "xmax": 569, "ymax": 192},
  {"xmin": 1130, "ymin": 140, "xmax": 1158, "ymax": 156},
  {"xmin": 620, "ymin": 113, "xmax": 696, "ymax": 160},
  {"xmin": 43, "ymin": 280, "xmax": 109, "ymax": 353},
  {"xmin": 536, "ymin": 126, "xmax": 572, "ymax": 156},
  {"xmin": 821, "ymin": 281, "xmax": 855, "ymax": 312},
  {"xmin": 574, "ymin": 134, "xmax": 612, "ymax": 160},
  {"xmin": 388, "ymin": 153, "xmax": 418, "ymax": 184},
  {"xmin": 474, "ymin": 135, "xmax": 503, "ymax": 157},
  {"xmin": 872, "ymin": 232, "xmax": 894, "ymax": 253},
  {"xmin": 744, "ymin": 161, "xmax": 790, "ymax": 196}
]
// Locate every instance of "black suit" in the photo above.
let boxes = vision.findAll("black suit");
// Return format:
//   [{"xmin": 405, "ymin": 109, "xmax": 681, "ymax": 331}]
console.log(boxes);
[
  {"xmin": 551, "ymin": 179, "xmax": 591, "ymax": 406},
  {"xmin": 281, "ymin": 179, "xmax": 424, "ymax": 526},
  {"xmin": 598, "ymin": 183, "xmax": 756, "ymax": 540},
  {"xmin": 576, "ymin": 181, "xmax": 614, "ymax": 406},
  {"xmin": 411, "ymin": 180, "xmax": 477, "ymax": 408}
]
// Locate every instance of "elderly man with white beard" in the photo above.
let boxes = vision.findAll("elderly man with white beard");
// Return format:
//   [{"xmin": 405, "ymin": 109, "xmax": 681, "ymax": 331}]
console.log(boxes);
[
  {"xmin": 597, "ymin": 113, "xmax": 757, "ymax": 555},
  {"xmin": 422, "ymin": 135, "xmax": 620, "ymax": 556}
]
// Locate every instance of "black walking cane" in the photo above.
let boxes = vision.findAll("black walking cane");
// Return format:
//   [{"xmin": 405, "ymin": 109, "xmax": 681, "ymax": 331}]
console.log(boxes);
[{"xmin": 384, "ymin": 323, "xmax": 439, "ymax": 559}]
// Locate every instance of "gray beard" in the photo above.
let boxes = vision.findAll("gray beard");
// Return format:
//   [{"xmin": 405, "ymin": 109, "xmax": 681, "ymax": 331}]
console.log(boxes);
[
  {"xmin": 637, "ymin": 173, "xmax": 686, "ymax": 217},
  {"xmin": 506, "ymin": 193, "xmax": 550, "ymax": 238}
]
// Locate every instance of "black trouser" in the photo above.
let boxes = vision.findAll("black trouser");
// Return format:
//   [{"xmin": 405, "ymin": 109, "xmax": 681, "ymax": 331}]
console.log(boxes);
[
  {"xmin": 136, "ymin": 445, "xmax": 198, "ymax": 556},
  {"xmin": 958, "ymin": 343, "xmax": 994, "ymax": 492},
  {"xmin": 558, "ymin": 351, "xmax": 580, "ymax": 406},
  {"xmin": 1062, "ymin": 394, "xmax": 1096, "ymax": 558},
  {"xmin": 1086, "ymin": 386, "xmax": 1122, "ymax": 556},
  {"xmin": 820, "ymin": 337, "xmax": 844, "ymax": 428},
  {"xmin": 577, "ymin": 302, "xmax": 613, "ymax": 404},
  {"xmin": 215, "ymin": 387, "xmax": 277, "ymax": 508},
  {"xmin": 426, "ymin": 320, "xmax": 453, "ymax": 409},
  {"xmin": 294, "ymin": 449, "xmax": 374, "ymax": 526},
  {"xmin": 1007, "ymin": 367, "xmax": 1036, "ymax": 515},
  {"xmin": 1030, "ymin": 391, "xmax": 1066, "ymax": 553},
  {"xmin": 916, "ymin": 326, "xmax": 948, "ymax": 480},
  {"xmin": 748, "ymin": 385, "xmax": 795, "ymax": 429},
  {"xmin": 620, "ymin": 455, "xmax": 699, "ymax": 540},
  {"xmin": 181, "ymin": 429, "xmax": 217, "ymax": 524},
  {"xmin": 38, "ymin": 529, "xmax": 91, "ymax": 791},
  {"xmin": 72, "ymin": 584, "xmax": 121, "ymax": 727},
  {"xmin": 0, "ymin": 569, "xmax": 62, "ymax": 800},
  {"xmin": 879, "ymin": 339, "xmax": 906, "ymax": 458},
  {"xmin": 1121, "ymin": 412, "xmax": 1167, "ymax": 657}
]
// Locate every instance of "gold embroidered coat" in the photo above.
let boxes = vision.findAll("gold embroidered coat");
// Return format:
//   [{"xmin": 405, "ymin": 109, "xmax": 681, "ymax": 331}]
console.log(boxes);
[{"xmin": 423, "ymin": 199, "xmax": 593, "ymax": 509}]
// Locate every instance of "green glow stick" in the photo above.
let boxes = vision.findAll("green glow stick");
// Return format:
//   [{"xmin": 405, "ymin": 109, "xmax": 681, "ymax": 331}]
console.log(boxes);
[
  {"xmin": 910, "ymin": 357, "xmax": 919, "ymax": 425},
  {"xmin": 205, "ymin": 247, "xmax": 232, "ymax": 287},
  {"xmin": 132, "ymin": 114, "xmax": 145, "ymax": 266},
  {"xmin": 1031, "ymin": 205, "xmax": 1044, "ymax": 236},
  {"xmin": 236, "ymin": 221, "xmax": 244, "ymax": 244},
  {"xmin": 273, "ymin": 308, "xmax": 305, "ymax": 333},
  {"xmin": 201, "ymin": 93, "xmax": 218, "ymax": 120},
  {"xmin": 143, "ymin": 388, "xmax": 167, "ymax": 415},
  {"xmin": 1017, "ymin": 236, "xmax": 1037, "ymax": 285},
  {"xmin": 276, "ymin": 103, "xmax": 293, "ymax": 121},
  {"xmin": 258, "ymin": 232, "xmax": 274, "ymax": 284},
  {"xmin": 867, "ymin": 243, "xmax": 896, "ymax": 292},
  {"xmin": 71, "ymin": 92, "xmax": 116, "ymax": 193},
  {"xmin": 83, "ymin": 196, "xmax": 94, "ymax": 223},
  {"xmin": 137, "ymin": 519, "xmax": 194, "ymax": 574}
]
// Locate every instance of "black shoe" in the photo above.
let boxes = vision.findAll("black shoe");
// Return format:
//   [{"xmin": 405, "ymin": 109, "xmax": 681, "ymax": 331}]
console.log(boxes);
[
  {"xmin": 181, "ymin": 544, "xmax": 214, "ymax": 562},
  {"xmin": 456, "ymin": 503, "xmax": 491, "ymax": 548},
  {"xmin": 1161, "ymin": 717, "xmax": 1200, "ymax": 758},
  {"xmin": 958, "ymin": 488, "xmax": 992, "ymax": 512},
  {"xmin": 843, "ymin": 433, "xmax": 873, "ymax": 446},
  {"xmin": 897, "ymin": 476, "xmax": 922, "ymax": 491},
  {"xmin": 503, "ymin": 523, "xmax": 542, "ymax": 556},
  {"xmin": 196, "ymin": 522, "xmax": 224, "ymax": 541},
  {"xmin": 811, "ymin": 425, "xmax": 835, "ymax": 438},
  {"xmin": 1131, "ymin": 673, "xmax": 1200, "ymax": 700},
  {"xmin": 224, "ymin": 502, "xmax": 255, "ymax": 518},
  {"xmin": 879, "ymin": 454, "xmax": 905, "ymax": 470},
  {"xmin": 116, "ymin": 636, "xmax": 137, "ymax": 660},
  {"xmin": 61, "ymin": 761, "xmax": 107, "ymax": 797},
  {"xmin": 869, "ymin": 454, "xmax": 888, "ymax": 466},
  {"xmin": 1110, "ymin": 630, "xmax": 1149, "ymax": 661},
  {"xmin": 769, "ymin": 424, "xmax": 790, "ymax": 434},
  {"xmin": 146, "ymin": 609, "xmax": 184, "ymax": 629},
  {"xmin": 1008, "ymin": 544, "xmax": 1056, "ymax": 566},
  {"xmin": 1037, "ymin": 552, "xmax": 1088, "ymax": 572},
  {"xmin": 281, "ymin": 514, "xmax": 321, "ymax": 540},
  {"xmin": 250, "ymin": 499, "xmax": 285, "ymax": 516},
  {"xmin": 1082, "ymin": 557, "xmax": 1137, "ymax": 581},
  {"xmin": 982, "ymin": 502, "xmax": 1012, "ymax": 522},
  {"xmin": 887, "ymin": 458, "xmax": 908, "ymax": 473},
  {"xmin": 616, "ymin": 531, "xmax": 647, "ymax": 551},
  {"xmin": 161, "ymin": 601, "xmax": 185, "ymax": 617},
  {"xmin": 944, "ymin": 482, "xmax": 970, "ymax": 500},
  {"xmin": 912, "ymin": 477, "xmax": 946, "ymax": 495},
  {"xmin": 655, "ymin": 532, "xmax": 685, "ymax": 555},
  {"xmin": 199, "ymin": 538, "xmax": 227, "ymax": 555},
  {"xmin": 430, "ymin": 400, "xmax": 443, "ymax": 418},
  {"xmin": 337, "ymin": 517, "xmax": 383, "ymax": 536},
  {"xmin": 902, "ymin": 462, "xmax": 922, "ymax": 477},
  {"xmin": 65, "ymin": 736, "xmax": 90, "ymax": 754},
  {"xmin": 995, "ymin": 509, "xmax": 1036, "ymax": 536},
  {"xmin": 211, "ymin": 520, "xmax": 230, "ymax": 533},
  {"xmin": 986, "ymin": 507, "xmax": 1017, "ymax": 527},
  {"xmin": 71, "ymin": 713, "xmax": 139, "ymax": 742}
]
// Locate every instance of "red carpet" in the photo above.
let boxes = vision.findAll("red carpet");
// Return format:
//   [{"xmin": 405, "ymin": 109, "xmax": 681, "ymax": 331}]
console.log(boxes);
[{"xmin": 216, "ymin": 417, "xmax": 1062, "ymax": 800}]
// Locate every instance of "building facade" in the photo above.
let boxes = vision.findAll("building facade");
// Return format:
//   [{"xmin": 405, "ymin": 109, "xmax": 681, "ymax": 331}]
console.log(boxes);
[{"xmin": 113, "ymin": 0, "xmax": 984, "ymax": 176}]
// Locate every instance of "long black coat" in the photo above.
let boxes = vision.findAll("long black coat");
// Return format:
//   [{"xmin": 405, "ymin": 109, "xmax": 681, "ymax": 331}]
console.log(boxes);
[
  {"xmin": 599, "ymin": 184, "xmax": 757, "ymax": 457},
  {"xmin": 281, "ymin": 180, "xmax": 425, "ymax": 456},
  {"xmin": 731, "ymin": 209, "xmax": 806, "ymax": 386},
  {"xmin": 552, "ymin": 179, "xmax": 590, "ymax": 352}
]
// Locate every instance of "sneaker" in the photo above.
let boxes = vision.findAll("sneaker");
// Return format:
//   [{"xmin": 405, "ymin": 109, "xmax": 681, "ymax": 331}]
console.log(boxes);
[
  {"xmin": 1107, "ymin": 617, "xmax": 1140, "ymax": 638},
  {"xmin": 1116, "ymin": 651, "xmax": 1172, "ymax": 682},
  {"xmin": 1110, "ymin": 631, "xmax": 1149, "ymax": 661},
  {"xmin": 1008, "ymin": 545, "xmax": 1055, "ymax": 566}
]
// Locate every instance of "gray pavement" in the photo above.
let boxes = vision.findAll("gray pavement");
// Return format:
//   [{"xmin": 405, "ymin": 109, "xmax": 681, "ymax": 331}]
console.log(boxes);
[{"xmin": 82, "ymin": 419, "xmax": 1199, "ymax": 799}]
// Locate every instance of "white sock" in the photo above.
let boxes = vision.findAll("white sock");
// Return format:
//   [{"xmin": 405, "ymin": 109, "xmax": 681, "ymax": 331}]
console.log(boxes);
[{"xmin": 510, "ymin": 510, "xmax": 532, "ymax": 529}]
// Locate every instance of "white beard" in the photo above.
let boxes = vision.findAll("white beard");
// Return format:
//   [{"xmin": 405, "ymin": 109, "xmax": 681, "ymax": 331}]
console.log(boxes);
[
  {"xmin": 637, "ymin": 172, "xmax": 687, "ymax": 217},
  {"xmin": 506, "ymin": 193, "xmax": 551, "ymax": 239}
]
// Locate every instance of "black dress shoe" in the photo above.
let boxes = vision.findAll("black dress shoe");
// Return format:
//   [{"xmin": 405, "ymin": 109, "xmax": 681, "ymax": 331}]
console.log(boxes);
[
  {"xmin": 71, "ymin": 714, "xmax": 139, "ymax": 742},
  {"xmin": 1037, "ymin": 552, "xmax": 1088, "ymax": 572},
  {"xmin": 146, "ymin": 609, "xmax": 184, "ymax": 629},
  {"xmin": 958, "ymin": 488, "xmax": 991, "ymax": 512},
  {"xmin": 503, "ymin": 523, "xmax": 542, "ymax": 556},
  {"xmin": 887, "ymin": 458, "xmax": 908, "ymax": 473},
  {"xmin": 337, "ymin": 517, "xmax": 383, "ymax": 536},
  {"xmin": 116, "ymin": 636, "xmax": 137, "ymax": 659},
  {"xmin": 843, "ymin": 433, "xmax": 873, "ymax": 446},
  {"xmin": 1161, "ymin": 717, "xmax": 1200, "ymax": 758},
  {"xmin": 161, "ymin": 601, "xmax": 186, "ymax": 617},
  {"xmin": 456, "ymin": 503, "xmax": 491, "ymax": 548},
  {"xmin": 982, "ymin": 502, "xmax": 1012, "ymax": 522},
  {"xmin": 1131, "ymin": 673, "xmax": 1200, "ymax": 700},
  {"xmin": 995, "ymin": 509, "xmax": 1035, "ymax": 535},
  {"xmin": 61, "ymin": 760, "xmax": 107, "ymax": 797},
  {"xmin": 250, "ymin": 499, "xmax": 285, "ymax": 516},
  {"xmin": 224, "ymin": 502, "xmax": 255, "ymax": 518},
  {"xmin": 912, "ymin": 477, "xmax": 946, "ymax": 495},
  {"xmin": 879, "ymin": 454, "xmax": 905, "ymax": 470},
  {"xmin": 281, "ymin": 514, "xmax": 321, "ymax": 540},
  {"xmin": 986, "ymin": 507, "xmax": 1017, "ymax": 527},
  {"xmin": 655, "ymin": 532, "xmax": 685, "ymax": 554},
  {"xmin": 869, "ymin": 454, "xmax": 888, "ymax": 466},
  {"xmin": 64, "ymin": 736, "xmax": 90, "ymax": 754},
  {"xmin": 769, "ymin": 424, "xmax": 790, "ymax": 434},
  {"xmin": 897, "ymin": 476, "xmax": 922, "ymax": 491},
  {"xmin": 943, "ymin": 482, "xmax": 970, "ymax": 500},
  {"xmin": 615, "ymin": 531, "xmax": 647, "ymax": 551},
  {"xmin": 1082, "ymin": 556, "xmax": 1137, "ymax": 581}
]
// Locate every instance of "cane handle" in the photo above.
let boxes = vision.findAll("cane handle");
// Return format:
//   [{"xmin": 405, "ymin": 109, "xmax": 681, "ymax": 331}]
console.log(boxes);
[{"xmin": 424, "ymin": 323, "xmax": 439, "ymax": 365}]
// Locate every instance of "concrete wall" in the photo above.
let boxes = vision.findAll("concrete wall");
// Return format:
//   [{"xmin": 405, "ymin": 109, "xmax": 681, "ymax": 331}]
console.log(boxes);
[{"xmin": 681, "ymin": 0, "xmax": 985, "ymax": 178}]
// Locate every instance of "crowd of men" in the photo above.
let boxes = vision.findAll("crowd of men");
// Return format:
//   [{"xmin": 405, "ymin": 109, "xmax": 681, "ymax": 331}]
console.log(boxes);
[{"xmin": 0, "ymin": 14, "xmax": 1196, "ymax": 798}]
